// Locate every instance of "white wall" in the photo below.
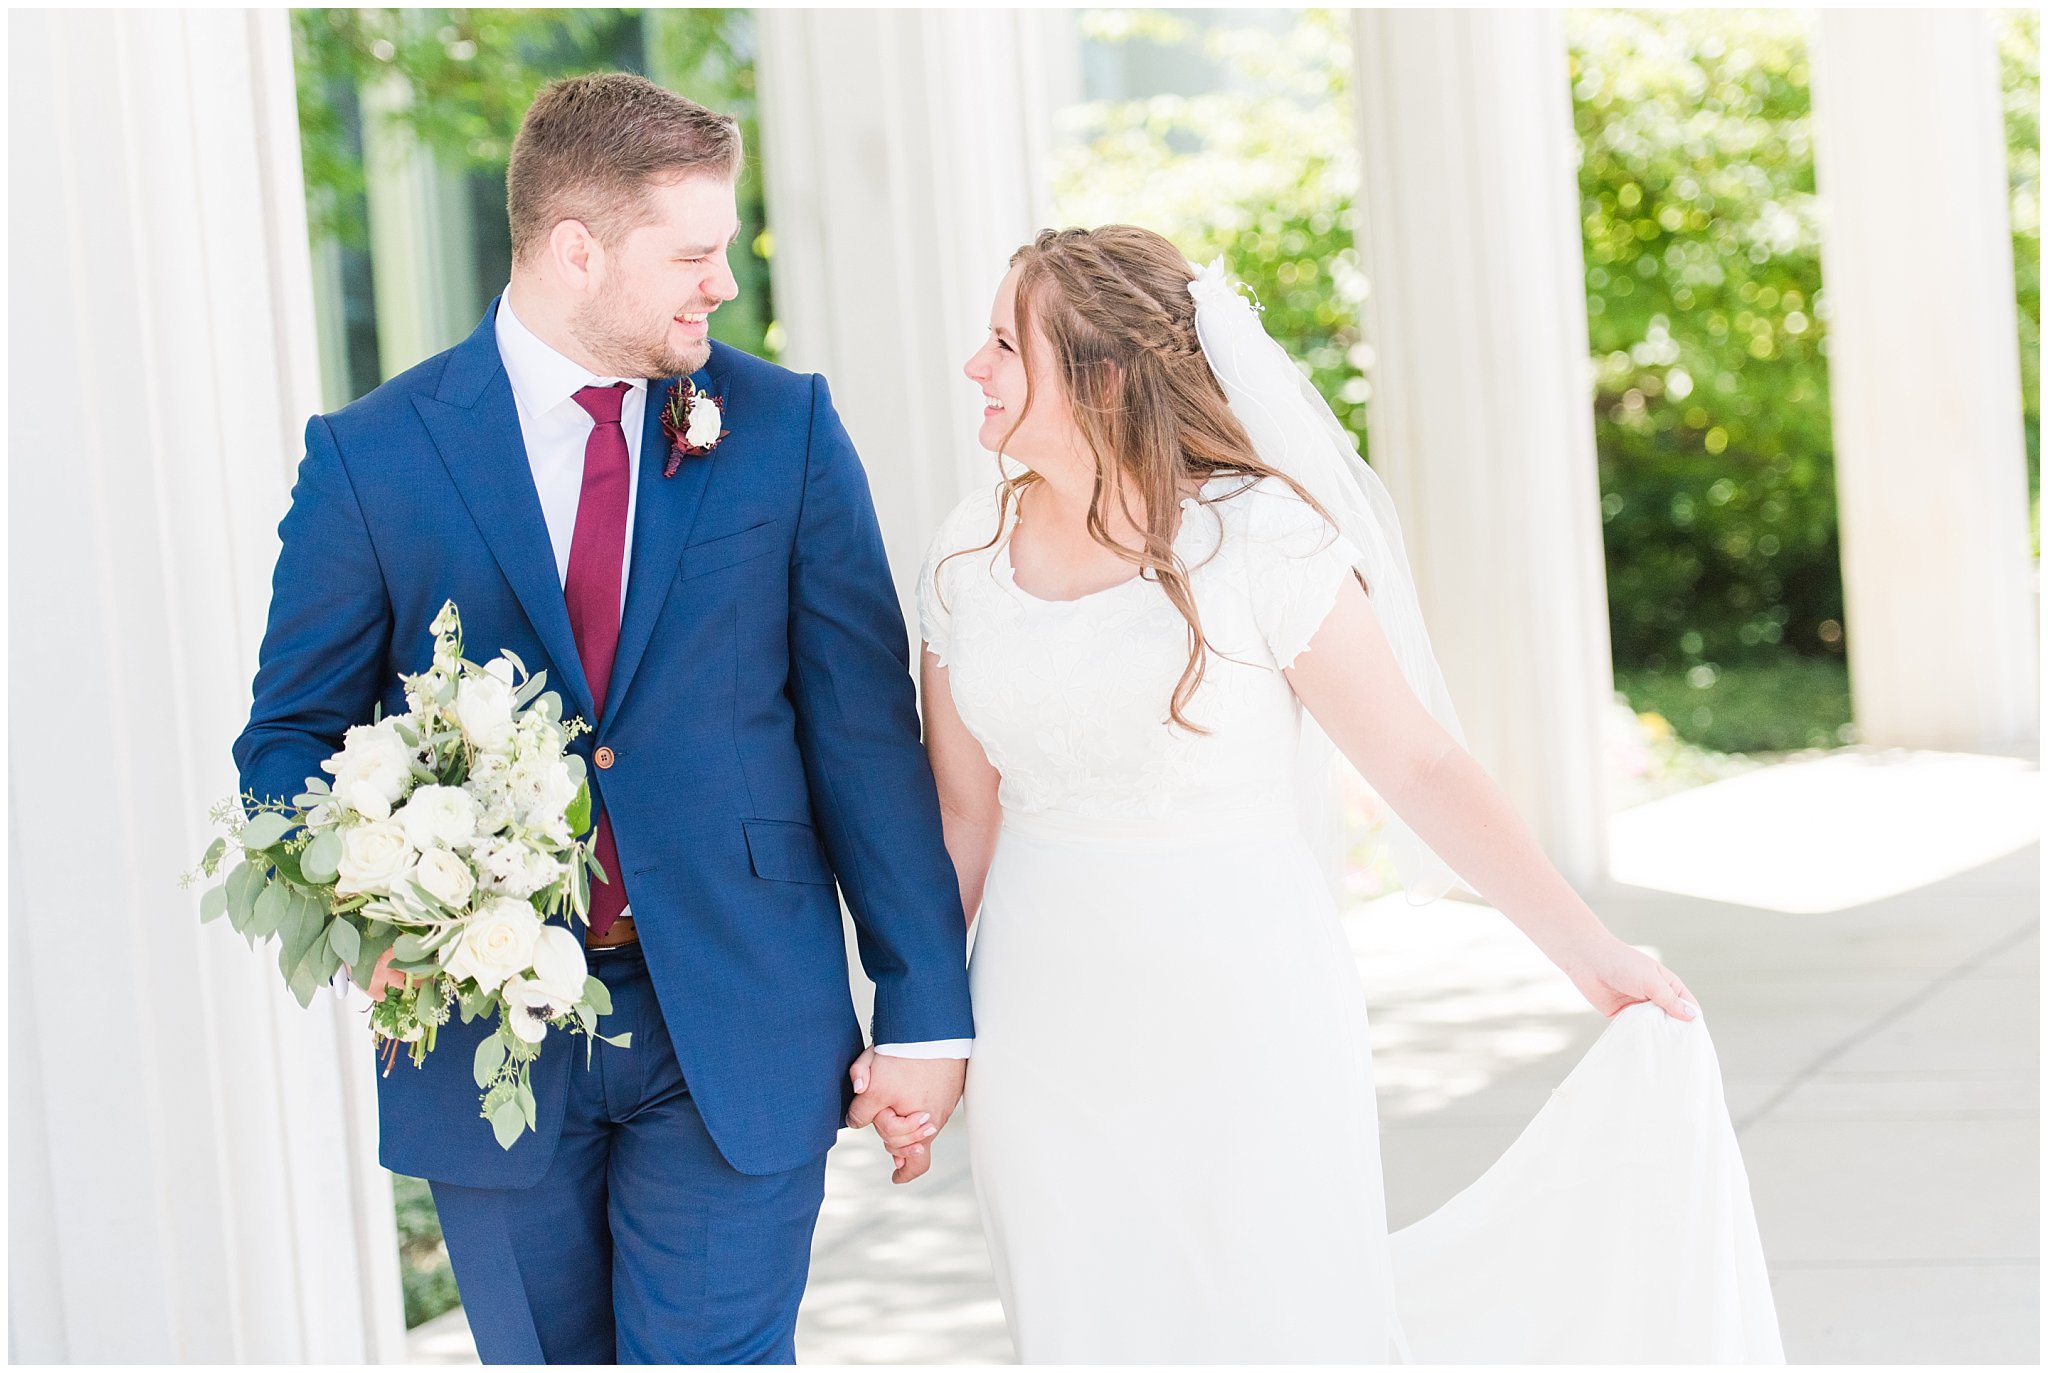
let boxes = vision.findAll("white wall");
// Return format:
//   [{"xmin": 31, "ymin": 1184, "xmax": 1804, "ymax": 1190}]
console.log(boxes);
[{"xmin": 8, "ymin": 10, "xmax": 404, "ymax": 1362}]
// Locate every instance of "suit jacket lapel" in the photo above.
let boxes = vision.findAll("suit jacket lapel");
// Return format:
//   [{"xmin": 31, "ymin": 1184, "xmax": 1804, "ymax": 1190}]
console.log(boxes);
[
  {"xmin": 604, "ymin": 369, "xmax": 714, "ymax": 728},
  {"xmin": 412, "ymin": 305, "xmax": 598, "ymax": 725}
]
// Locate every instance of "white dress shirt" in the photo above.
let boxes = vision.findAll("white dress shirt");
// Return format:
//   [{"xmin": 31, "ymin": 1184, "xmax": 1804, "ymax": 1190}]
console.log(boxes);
[{"xmin": 494, "ymin": 294, "xmax": 968, "ymax": 1063}]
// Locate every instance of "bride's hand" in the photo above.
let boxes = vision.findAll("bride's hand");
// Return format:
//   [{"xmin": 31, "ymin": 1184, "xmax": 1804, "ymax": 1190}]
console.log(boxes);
[{"xmin": 1559, "ymin": 936, "xmax": 1699, "ymax": 1021}]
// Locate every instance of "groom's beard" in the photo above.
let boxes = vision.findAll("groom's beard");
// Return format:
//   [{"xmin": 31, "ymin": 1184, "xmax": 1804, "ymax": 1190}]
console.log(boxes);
[{"xmin": 572, "ymin": 276, "xmax": 708, "ymax": 379}]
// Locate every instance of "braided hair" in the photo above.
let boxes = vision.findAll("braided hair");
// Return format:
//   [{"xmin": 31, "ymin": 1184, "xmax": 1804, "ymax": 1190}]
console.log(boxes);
[{"xmin": 957, "ymin": 225, "xmax": 1343, "ymax": 733}]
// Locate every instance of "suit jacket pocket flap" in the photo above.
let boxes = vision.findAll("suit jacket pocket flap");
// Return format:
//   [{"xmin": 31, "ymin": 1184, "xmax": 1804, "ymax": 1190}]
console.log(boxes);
[
  {"xmin": 678, "ymin": 521, "xmax": 781, "ymax": 581},
  {"xmin": 742, "ymin": 819, "xmax": 835, "ymax": 886}
]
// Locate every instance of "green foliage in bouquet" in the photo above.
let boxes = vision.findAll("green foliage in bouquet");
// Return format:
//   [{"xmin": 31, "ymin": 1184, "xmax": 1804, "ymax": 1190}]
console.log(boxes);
[{"xmin": 190, "ymin": 603, "xmax": 627, "ymax": 1150}]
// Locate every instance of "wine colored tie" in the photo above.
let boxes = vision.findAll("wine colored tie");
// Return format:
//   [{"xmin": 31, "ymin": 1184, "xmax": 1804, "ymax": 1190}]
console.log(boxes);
[{"xmin": 567, "ymin": 382, "xmax": 631, "ymax": 938}]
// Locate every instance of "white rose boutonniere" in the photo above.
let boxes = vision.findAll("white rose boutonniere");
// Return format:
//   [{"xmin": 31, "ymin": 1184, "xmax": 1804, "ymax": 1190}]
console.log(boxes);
[{"xmin": 660, "ymin": 377, "xmax": 729, "ymax": 477}]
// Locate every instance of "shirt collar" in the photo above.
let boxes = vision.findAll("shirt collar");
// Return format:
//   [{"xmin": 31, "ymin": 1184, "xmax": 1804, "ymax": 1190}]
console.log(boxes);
[{"xmin": 494, "ymin": 289, "xmax": 648, "ymax": 419}]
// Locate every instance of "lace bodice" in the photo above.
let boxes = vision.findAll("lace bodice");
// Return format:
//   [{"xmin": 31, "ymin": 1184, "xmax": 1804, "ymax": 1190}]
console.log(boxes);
[{"xmin": 917, "ymin": 476, "xmax": 1360, "ymax": 821}]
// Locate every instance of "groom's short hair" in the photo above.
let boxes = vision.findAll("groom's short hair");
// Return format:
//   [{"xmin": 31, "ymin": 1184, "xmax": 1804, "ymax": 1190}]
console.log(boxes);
[{"xmin": 508, "ymin": 72, "xmax": 742, "ymax": 262}]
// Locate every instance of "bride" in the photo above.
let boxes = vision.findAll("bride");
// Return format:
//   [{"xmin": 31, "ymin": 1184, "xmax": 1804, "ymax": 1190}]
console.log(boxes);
[{"xmin": 861, "ymin": 225, "xmax": 1781, "ymax": 1362}]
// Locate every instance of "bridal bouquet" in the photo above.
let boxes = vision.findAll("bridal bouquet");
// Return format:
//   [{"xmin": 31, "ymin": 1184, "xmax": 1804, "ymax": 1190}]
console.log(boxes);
[{"xmin": 190, "ymin": 601, "xmax": 626, "ymax": 1149}]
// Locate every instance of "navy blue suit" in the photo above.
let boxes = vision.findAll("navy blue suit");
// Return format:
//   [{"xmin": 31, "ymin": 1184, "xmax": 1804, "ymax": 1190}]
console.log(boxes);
[{"xmin": 235, "ymin": 304, "xmax": 973, "ymax": 1360}]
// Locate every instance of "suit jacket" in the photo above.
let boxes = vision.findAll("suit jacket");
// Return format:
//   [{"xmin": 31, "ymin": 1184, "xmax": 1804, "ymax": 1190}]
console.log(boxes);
[{"xmin": 234, "ymin": 302, "xmax": 974, "ymax": 1188}]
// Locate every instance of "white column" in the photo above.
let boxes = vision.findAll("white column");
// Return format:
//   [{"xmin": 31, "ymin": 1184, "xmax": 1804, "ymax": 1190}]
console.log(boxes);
[
  {"xmin": 1811, "ymin": 10, "xmax": 2037, "ymax": 751},
  {"xmin": 755, "ymin": 10, "xmax": 1058, "ymax": 611},
  {"xmin": 1350, "ymin": 11, "xmax": 1615, "ymax": 891},
  {"xmin": 8, "ymin": 10, "xmax": 405, "ymax": 1362}
]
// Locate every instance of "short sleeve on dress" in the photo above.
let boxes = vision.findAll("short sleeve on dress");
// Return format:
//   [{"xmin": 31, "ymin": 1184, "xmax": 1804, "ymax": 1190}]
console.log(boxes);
[
  {"xmin": 915, "ymin": 536, "xmax": 951, "ymax": 662},
  {"xmin": 1237, "ymin": 482, "xmax": 1364, "ymax": 670},
  {"xmin": 917, "ymin": 484, "xmax": 1004, "ymax": 666}
]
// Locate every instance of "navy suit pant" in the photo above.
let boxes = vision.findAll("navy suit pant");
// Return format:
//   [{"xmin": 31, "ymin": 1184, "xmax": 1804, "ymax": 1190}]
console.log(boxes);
[{"xmin": 430, "ymin": 943, "xmax": 829, "ymax": 1363}]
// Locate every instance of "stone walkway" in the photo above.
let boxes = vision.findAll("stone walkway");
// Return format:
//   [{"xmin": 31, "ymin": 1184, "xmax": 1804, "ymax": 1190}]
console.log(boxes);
[{"xmin": 411, "ymin": 745, "xmax": 2040, "ymax": 1364}]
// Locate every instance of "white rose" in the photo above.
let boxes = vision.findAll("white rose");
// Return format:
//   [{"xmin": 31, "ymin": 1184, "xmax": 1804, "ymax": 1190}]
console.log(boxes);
[
  {"xmin": 323, "ymin": 720, "xmax": 416, "ymax": 819},
  {"xmin": 501, "ymin": 977, "xmax": 570, "ymax": 1044},
  {"xmin": 397, "ymin": 784, "xmax": 480, "ymax": 852},
  {"xmin": 455, "ymin": 669, "xmax": 516, "ymax": 752},
  {"xmin": 413, "ymin": 847, "xmax": 476, "ymax": 909},
  {"xmin": 529, "ymin": 925, "xmax": 589, "ymax": 1005},
  {"xmin": 334, "ymin": 820, "xmax": 417, "ymax": 897},
  {"xmin": 441, "ymin": 897, "xmax": 543, "ymax": 993},
  {"xmin": 686, "ymin": 395, "xmax": 722, "ymax": 448}
]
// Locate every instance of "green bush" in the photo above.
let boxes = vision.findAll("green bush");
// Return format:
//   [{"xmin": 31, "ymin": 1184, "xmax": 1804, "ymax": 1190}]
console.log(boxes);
[
  {"xmin": 391, "ymin": 1173, "xmax": 460, "ymax": 1328},
  {"xmin": 1569, "ymin": 10, "xmax": 1843, "ymax": 677},
  {"xmin": 1616, "ymin": 656, "xmax": 1853, "ymax": 756}
]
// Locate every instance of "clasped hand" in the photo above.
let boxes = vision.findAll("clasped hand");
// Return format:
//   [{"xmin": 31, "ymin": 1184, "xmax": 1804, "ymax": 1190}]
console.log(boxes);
[{"xmin": 844, "ymin": 1047, "xmax": 965, "ymax": 1184}]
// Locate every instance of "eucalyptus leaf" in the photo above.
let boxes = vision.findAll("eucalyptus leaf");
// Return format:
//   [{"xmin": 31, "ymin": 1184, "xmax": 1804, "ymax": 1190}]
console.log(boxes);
[
  {"xmin": 328, "ymin": 918, "xmax": 362, "ymax": 966},
  {"xmin": 289, "ymin": 892, "xmax": 325, "ymax": 959},
  {"xmin": 301, "ymin": 831, "xmax": 342, "ymax": 884},
  {"xmin": 489, "ymin": 1098, "xmax": 526, "ymax": 1150},
  {"xmin": 200, "ymin": 837, "xmax": 228, "ymax": 876},
  {"xmin": 239, "ymin": 811, "xmax": 293, "ymax": 852},
  {"xmin": 513, "ymin": 668, "xmax": 548, "ymax": 709},
  {"xmin": 582, "ymin": 975, "xmax": 613, "ymax": 1017},
  {"xmin": 225, "ymin": 861, "xmax": 262, "ymax": 931},
  {"xmin": 286, "ymin": 955, "xmax": 321, "ymax": 1008},
  {"xmin": 392, "ymin": 933, "xmax": 429, "ymax": 963},
  {"xmin": 534, "ymin": 692, "xmax": 562, "ymax": 724},
  {"xmin": 500, "ymin": 649, "xmax": 527, "ymax": 678},
  {"xmin": 199, "ymin": 884, "xmax": 230, "ymax": 924},
  {"xmin": 601, "ymin": 1032, "xmax": 632, "ymax": 1049},
  {"xmin": 249, "ymin": 877, "xmax": 290, "ymax": 939},
  {"xmin": 268, "ymin": 846, "xmax": 307, "ymax": 887},
  {"xmin": 354, "ymin": 923, "xmax": 399, "ymax": 980},
  {"xmin": 473, "ymin": 1033, "xmax": 507, "ymax": 1088},
  {"xmin": 517, "ymin": 1082, "xmax": 537, "ymax": 1130}
]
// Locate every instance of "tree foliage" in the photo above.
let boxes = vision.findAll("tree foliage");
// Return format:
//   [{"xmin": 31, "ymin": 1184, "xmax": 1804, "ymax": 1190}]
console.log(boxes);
[
  {"xmin": 1051, "ymin": 10, "xmax": 1371, "ymax": 449},
  {"xmin": 1053, "ymin": 8, "xmax": 2039, "ymax": 712},
  {"xmin": 1569, "ymin": 10, "xmax": 1838, "ymax": 673},
  {"xmin": 290, "ymin": 8, "xmax": 774, "ymax": 363}
]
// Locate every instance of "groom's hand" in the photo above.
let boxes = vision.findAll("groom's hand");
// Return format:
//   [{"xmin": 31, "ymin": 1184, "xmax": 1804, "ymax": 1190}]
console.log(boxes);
[
  {"xmin": 845, "ymin": 1048, "xmax": 964, "ymax": 1185},
  {"xmin": 357, "ymin": 945, "xmax": 413, "ymax": 1002}
]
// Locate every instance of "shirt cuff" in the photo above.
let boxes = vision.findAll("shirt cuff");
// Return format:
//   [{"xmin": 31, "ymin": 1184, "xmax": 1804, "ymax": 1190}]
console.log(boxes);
[{"xmin": 872, "ymin": 1039, "xmax": 974, "ymax": 1060}]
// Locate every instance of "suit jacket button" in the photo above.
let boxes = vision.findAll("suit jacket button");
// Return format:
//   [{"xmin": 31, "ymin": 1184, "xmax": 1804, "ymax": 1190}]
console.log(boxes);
[{"xmin": 594, "ymin": 746, "xmax": 616, "ymax": 770}]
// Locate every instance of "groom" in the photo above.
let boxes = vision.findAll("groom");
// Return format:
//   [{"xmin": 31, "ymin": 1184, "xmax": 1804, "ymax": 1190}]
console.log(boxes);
[{"xmin": 234, "ymin": 74, "xmax": 972, "ymax": 1362}]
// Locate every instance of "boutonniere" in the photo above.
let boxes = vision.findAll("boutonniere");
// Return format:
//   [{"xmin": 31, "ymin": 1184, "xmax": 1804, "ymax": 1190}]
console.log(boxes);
[{"xmin": 659, "ymin": 379, "xmax": 728, "ymax": 478}]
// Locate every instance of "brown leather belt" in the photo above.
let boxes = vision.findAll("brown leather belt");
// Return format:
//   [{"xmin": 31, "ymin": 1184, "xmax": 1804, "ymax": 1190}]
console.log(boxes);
[{"xmin": 586, "ymin": 913, "xmax": 638, "ymax": 950}]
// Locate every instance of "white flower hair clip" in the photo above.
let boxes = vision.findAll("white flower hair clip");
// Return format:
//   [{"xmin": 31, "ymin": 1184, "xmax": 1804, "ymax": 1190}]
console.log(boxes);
[{"xmin": 1187, "ymin": 256, "xmax": 1263, "ymax": 313}]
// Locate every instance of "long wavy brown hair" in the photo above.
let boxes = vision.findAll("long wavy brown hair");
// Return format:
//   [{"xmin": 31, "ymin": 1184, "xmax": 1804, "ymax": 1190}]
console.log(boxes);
[{"xmin": 949, "ymin": 225, "xmax": 1345, "ymax": 732}]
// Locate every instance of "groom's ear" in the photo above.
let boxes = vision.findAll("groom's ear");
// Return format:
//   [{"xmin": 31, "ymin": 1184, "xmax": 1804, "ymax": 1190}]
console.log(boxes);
[{"xmin": 545, "ymin": 218, "xmax": 602, "ymax": 290}]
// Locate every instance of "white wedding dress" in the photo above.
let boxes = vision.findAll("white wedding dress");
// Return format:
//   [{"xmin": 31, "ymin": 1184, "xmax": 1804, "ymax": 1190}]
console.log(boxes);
[{"xmin": 919, "ymin": 476, "xmax": 1783, "ymax": 1364}]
